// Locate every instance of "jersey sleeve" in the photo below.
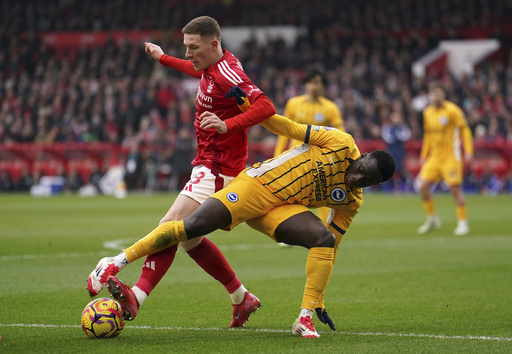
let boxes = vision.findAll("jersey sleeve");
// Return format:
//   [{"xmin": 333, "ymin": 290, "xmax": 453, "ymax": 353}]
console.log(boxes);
[
  {"xmin": 159, "ymin": 54, "xmax": 202, "ymax": 79},
  {"xmin": 452, "ymin": 105, "xmax": 474, "ymax": 155},
  {"xmin": 273, "ymin": 100, "xmax": 295, "ymax": 156},
  {"xmin": 224, "ymin": 94, "xmax": 276, "ymax": 132},
  {"xmin": 261, "ymin": 114, "xmax": 353, "ymax": 151},
  {"xmin": 330, "ymin": 104, "xmax": 344, "ymax": 132},
  {"xmin": 420, "ymin": 109, "xmax": 431, "ymax": 159}
]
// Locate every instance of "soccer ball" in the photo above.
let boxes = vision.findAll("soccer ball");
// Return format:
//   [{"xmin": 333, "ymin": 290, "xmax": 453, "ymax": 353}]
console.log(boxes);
[{"xmin": 81, "ymin": 297, "xmax": 125, "ymax": 338}]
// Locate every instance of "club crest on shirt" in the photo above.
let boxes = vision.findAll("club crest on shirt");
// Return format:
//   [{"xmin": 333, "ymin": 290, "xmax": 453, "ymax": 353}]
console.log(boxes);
[
  {"xmin": 314, "ymin": 112, "xmax": 325, "ymax": 122},
  {"xmin": 226, "ymin": 192, "xmax": 239, "ymax": 203},
  {"xmin": 207, "ymin": 77, "xmax": 214, "ymax": 93},
  {"xmin": 439, "ymin": 116, "xmax": 448, "ymax": 125},
  {"xmin": 330, "ymin": 187, "xmax": 346, "ymax": 202}
]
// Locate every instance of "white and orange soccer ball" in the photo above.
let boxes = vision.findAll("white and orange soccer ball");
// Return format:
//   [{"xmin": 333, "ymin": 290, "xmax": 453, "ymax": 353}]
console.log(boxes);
[{"xmin": 81, "ymin": 297, "xmax": 125, "ymax": 338}]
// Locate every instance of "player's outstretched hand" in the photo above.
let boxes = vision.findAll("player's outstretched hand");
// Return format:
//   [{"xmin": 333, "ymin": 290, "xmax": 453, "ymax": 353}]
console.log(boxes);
[
  {"xmin": 225, "ymin": 86, "xmax": 250, "ymax": 112},
  {"xmin": 315, "ymin": 307, "xmax": 336, "ymax": 330},
  {"xmin": 144, "ymin": 42, "xmax": 164, "ymax": 61}
]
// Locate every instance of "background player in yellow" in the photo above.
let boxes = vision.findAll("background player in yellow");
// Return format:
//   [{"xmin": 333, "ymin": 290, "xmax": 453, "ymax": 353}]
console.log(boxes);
[
  {"xmin": 274, "ymin": 67, "xmax": 344, "ymax": 225},
  {"xmin": 87, "ymin": 90, "xmax": 396, "ymax": 338},
  {"xmin": 417, "ymin": 82, "xmax": 473, "ymax": 236}
]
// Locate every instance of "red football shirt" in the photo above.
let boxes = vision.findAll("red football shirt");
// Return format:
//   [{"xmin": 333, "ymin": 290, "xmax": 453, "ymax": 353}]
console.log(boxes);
[
  {"xmin": 160, "ymin": 50, "xmax": 269, "ymax": 176},
  {"xmin": 193, "ymin": 50, "xmax": 266, "ymax": 176}
]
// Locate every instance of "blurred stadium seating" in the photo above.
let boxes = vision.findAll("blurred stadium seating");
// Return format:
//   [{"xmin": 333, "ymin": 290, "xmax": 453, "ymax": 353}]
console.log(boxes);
[{"xmin": 1, "ymin": 0, "xmax": 511, "ymax": 192}]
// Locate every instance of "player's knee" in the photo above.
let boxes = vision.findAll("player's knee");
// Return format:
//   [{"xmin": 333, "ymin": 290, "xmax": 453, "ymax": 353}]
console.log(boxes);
[
  {"xmin": 311, "ymin": 227, "xmax": 335, "ymax": 248},
  {"xmin": 180, "ymin": 237, "xmax": 203, "ymax": 251},
  {"xmin": 183, "ymin": 213, "xmax": 208, "ymax": 235}
]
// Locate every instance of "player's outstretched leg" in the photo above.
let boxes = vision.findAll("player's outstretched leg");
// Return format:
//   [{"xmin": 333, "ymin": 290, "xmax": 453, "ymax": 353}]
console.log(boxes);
[
  {"xmin": 229, "ymin": 291, "xmax": 261, "ymax": 327},
  {"xmin": 184, "ymin": 237, "xmax": 261, "ymax": 327},
  {"xmin": 87, "ymin": 257, "xmax": 123, "ymax": 297},
  {"xmin": 107, "ymin": 276, "xmax": 140, "ymax": 321},
  {"xmin": 292, "ymin": 316, "xmax": 320, "ymax": 338}
]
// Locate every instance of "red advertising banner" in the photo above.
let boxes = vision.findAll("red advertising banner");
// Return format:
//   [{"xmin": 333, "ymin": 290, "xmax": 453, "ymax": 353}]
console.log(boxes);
[{"xmin": 40, "ymin": 30, "xmax": 160, "ymax": 48}]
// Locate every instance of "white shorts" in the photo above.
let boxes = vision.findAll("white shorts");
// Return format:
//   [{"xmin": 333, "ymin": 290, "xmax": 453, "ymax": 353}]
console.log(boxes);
[{"xmin": 179, "ymin": 165, "xmax": 236, "ymax": 204}]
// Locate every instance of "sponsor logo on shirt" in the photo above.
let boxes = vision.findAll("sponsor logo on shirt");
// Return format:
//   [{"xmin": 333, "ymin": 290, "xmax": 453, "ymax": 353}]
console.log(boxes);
[
  {"xmin": 312, "ymin": 161, "xmax": 328, "ymax": 202},
  {"xmin": 196, "ymin": 88, "xmax": 213, "ymax": 109}
]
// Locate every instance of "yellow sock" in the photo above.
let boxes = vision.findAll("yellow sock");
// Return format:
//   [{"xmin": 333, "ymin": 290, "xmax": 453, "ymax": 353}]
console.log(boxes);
[
  {"xmin": 124, "ymin": 221, "xmax": 188, "ymax": 263},
  {"xmin": 422, "ymin": 199, "xmax": 435, "ymax": 216},
  {"xmin": 301, "ymin": 247, "xmax": 334, "ymax": 310},
  {"xmin": 456, "ymin": 205, "xmax": 467, "ymax": 221}
]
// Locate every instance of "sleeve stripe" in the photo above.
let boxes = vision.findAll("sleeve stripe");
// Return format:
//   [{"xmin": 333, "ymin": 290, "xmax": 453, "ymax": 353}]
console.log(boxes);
[
  {"xmin": 218, "ymin": 60, "xmax": 242, "ymax": 85},
  {"xmin": 221, "ymin": 60, "xmax": 243, "ymax": 82},
  {"xmin": 329, "ymin": 221, "xmax": 346, "ymax": 235},
  {"xmin": 304, "ymin": 125, "xmax": 312, "ymax": 144}
]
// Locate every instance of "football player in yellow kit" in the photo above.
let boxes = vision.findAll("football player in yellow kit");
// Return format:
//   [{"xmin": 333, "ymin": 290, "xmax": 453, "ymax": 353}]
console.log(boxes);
[
  {"xmin": 417, "ymin": 82, "xmax": 473, "ymax": 236},
  {"xmin": 274, "ymin": 67, "xmax": 344, "ymax": 226},
  {"xmin": 88, "ymin": 87, "xmax": 395, "ymax": 338}
]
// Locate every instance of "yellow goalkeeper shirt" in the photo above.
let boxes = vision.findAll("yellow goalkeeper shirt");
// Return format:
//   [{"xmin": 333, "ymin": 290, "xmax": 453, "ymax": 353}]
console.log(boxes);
[
  {"xmin": 420, "ymin": 100, "xmax": 473, "ymax": 161},
  {"xmin": 274, "ymin": 95, "xmax": 344, "ymax": 155}
]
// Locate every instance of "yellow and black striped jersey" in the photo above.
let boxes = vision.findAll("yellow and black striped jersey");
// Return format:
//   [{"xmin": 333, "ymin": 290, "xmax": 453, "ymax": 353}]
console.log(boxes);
[
  {"xmin": 247, "ymin": 114, "xmax": 363, "ymax": 234},
  {"xmin": 421, "ymin": 100, "xmax": 473, "ymax": 161},
  {"xmin": 274, "ymin": 95, "xmax": 344, "ymax": 156}
]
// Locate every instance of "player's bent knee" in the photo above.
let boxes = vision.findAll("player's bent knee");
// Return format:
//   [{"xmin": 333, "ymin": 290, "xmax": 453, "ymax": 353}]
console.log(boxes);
[
  {"xmin": 180, "ymin": 237, "xmax": 203, "ymax": 251},
  {"xmin": 313, "ymin": 228, "xmax": 335, "ymax": 248}
]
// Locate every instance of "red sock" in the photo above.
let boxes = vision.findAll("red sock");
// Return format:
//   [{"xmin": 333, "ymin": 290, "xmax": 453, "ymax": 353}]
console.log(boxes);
[
  {"xmin": 135, "ymin": 244, "xmax": 178, "ymax": 295},
  {"xmin": 186, "ymin": 237, "xmax": 241, "ymax": 294}
]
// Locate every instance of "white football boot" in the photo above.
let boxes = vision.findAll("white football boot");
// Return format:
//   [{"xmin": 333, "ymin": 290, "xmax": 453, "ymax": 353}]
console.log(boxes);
[
  {"xmin": 417, "ymin": 215, "xmax": 441, "ymax": 235},
  {"xmin": 87, "ymin": 257, "xmax": 120, "ymax": 297},
  {"xmin": 454, "ymin": 220, "xmax": 470, "ymax": 236},
  {"xmin": 292, "ymin": 316, "xmax": 320, "ymax": 338}
]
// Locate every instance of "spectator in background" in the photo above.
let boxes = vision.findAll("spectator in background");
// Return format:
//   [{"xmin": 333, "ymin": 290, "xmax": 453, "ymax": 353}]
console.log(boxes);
[
  {"xmin": 16, "ymin": 165, "xmax": 34, "ymax": 192},
  {"xmin": 381, "ymin": 111, "xmax": 411, "ymax": 192},
  {"xmin": 169, "ymin": 127, "xmax": 194, "ymax": 191},
  {"xmin": 124, "ymin": 141, "xmax": 144, "ymax": 190},
  {"xmin": 0, "ymin": 170, "xmax": 15, "ymax": 192},
  {"xmin": 88, "ymin": 162, "xmax": 103, "ymax": 191},
  {"xmin": 501, "ymin": 171, "xmax": 512, "ymax": 194},
  {"xmin": 478, "ymin": 167, "xmax": 502, "ymax": 195},
  {"xmin": 65, "ymin": 167, "xmax": 84, "ymax": 193}
]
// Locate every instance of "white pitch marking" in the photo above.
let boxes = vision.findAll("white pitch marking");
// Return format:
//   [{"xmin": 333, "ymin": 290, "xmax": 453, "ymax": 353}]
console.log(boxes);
[{"xmin": 1, "ymin": 323, "xmax": 511, "ymax": 342}]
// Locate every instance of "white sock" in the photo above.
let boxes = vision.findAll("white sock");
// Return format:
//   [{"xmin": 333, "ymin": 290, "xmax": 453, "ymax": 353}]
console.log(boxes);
[
  {"xmin": 299, "ymin": 308, "xmax": 314, "ymax": 319},
  {"xmin": 113, "ymin": 251, "xmax": 129, "ymax": 270},
  {"xmin": 132, "ymin": 286, "xmax": 148, "ymax": 306},
  {"xmin": 230, "ymin": 285, "xmax": 247, "ymax": 305}
]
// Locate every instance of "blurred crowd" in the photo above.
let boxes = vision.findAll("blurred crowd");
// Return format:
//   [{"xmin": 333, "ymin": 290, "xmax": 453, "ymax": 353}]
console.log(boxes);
[{"xmin": 1, "ymin": 0, "xmax": 512, "ymax": 193}]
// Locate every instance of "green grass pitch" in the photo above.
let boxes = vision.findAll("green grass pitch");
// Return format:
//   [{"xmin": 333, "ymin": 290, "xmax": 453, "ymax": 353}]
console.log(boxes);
[{"xmin": 0, "ymin": 192, "xmax": 511, "ymax": 353}]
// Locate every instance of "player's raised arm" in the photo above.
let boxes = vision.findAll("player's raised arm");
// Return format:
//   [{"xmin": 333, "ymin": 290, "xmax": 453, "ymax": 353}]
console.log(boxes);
[
  {"xmin": 145, "ymin": 41, "xmax": 202, "ymax": 79},
  {"xmin": 226, "ymin": 86, "xmax": 348, "ymax": 149}
]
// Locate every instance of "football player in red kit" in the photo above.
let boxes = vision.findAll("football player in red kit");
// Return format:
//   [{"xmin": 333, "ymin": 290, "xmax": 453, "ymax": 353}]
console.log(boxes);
[{"xmin": 87, "ymin": 16, "xmax": 276, "ymax": 327}]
